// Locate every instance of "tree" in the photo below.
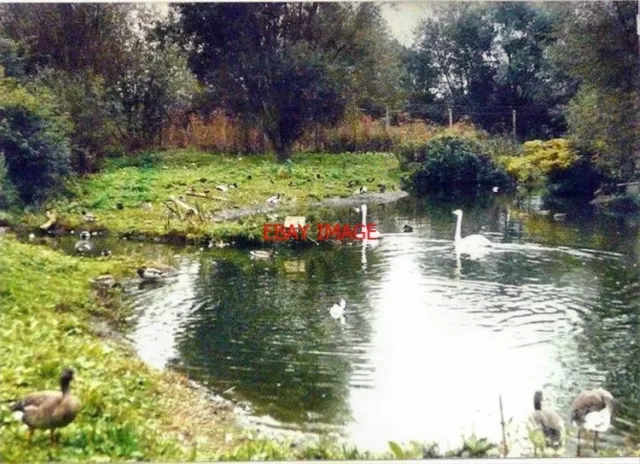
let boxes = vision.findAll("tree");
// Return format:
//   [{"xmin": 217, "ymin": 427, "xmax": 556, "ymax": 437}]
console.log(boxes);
[
  {"xmin": 0, "ymin": 73, "xmax": 73, "ymax": 204},
  {"xmin": 550, "ymin": 1, "xmax": 639, "ymax": 182},
  {"xmin": 407, "ymin": 2, "xmax": 576, "ymax": 138},
  {"xmin": 176, "ymin": 3, "xmax": 387, "ymax": 161}
]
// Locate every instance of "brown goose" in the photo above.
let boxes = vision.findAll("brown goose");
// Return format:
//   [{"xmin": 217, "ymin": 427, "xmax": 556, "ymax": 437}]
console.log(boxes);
[
  {"xmin": 11, "ymin": 368, "xmax": 81, "ymax": 445},
  {"xmin": 570, "ymin": 387, "xmax": 615, "ymax": 454},
  {"xmin": 527, "ymin": 390, "xmax": 564, "ymax": 449}
]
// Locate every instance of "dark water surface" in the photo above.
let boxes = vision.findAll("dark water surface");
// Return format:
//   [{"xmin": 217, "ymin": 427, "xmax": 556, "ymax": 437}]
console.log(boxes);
[{"xmin": 35, "ymin": 197, "xmax": 640, "ymax": 455}]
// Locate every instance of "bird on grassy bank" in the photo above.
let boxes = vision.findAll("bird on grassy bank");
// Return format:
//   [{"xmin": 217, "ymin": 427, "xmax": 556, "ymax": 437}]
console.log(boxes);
[
  {"xmin": 570, "ymin": 387, "xmax": 615, "ymax": 454},
  {"xmin": 403, "ymin": 225, "xmax": 413, "ymax": 233},
  {"xmin": 329, "ymin": 299, "xmax": 346, "ymax": 325},
  {"xmin": 452, "ymin": 209, "xmax": 491, "ymax": 254},
  {"xmin": 81, "ymin": 210, "xmax": 97, "ymax": 222},
  {"xmin": 74, "ymin": 231, "xmax": 92, "ymax": 253},
  {"xmin": 527, "ymin": 391, "xmax": 565, "ymax": 450},
  {"xmin": 250, "ymin": 249, "xmax": 276, "ymax": 260},
  {"xmin": 90, "ymin": 275, "xmax": 121, "ymax": 291},
  {"xmin": 266, "ymin": 194, "xmax": 281, "ymax": 205},
  {"xmin": 11, "ymin": 368, "xmax": 81, "ymax": 446},
  {"xmin": 137, "ymin": 265, "xmax": 174, "ymax": 281}
]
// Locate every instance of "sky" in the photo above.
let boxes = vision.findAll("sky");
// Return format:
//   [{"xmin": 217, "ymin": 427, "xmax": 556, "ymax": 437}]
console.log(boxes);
[
  {"xmin": 380, "ymin": 2, "xmax": 434, "ymax": 47},
  {"xmin": 151, "ymin": 2, "xmax": 435, "ymax": 48}
]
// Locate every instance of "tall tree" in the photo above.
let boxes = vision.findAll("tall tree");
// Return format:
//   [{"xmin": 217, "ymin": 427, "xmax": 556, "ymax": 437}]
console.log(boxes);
[
  {"xmin": 176, "ymin": 3, "xmax": 387, "ymax": 161},
  {"xmin": 551, "ymin": 1, "xmax": 639, "ymax": 182},
  {"xmin": 408, "ymin": 2, "xmax": 576, "ymax": 138}
]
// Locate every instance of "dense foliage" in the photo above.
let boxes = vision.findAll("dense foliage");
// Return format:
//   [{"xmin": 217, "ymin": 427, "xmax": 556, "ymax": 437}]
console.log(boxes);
[
  {"xmin": 0, "ymin": 74, "xmax": 72, "ymax": 204},
  {"xmin": 397, "ymin": 135, "xmax": 512, "ymax": 196}
]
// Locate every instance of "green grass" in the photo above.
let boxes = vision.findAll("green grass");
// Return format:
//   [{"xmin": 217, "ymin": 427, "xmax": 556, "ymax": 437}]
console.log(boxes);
[{"xmin": 22, "ymin": 150, "xmax": 402, "ymax": 243}]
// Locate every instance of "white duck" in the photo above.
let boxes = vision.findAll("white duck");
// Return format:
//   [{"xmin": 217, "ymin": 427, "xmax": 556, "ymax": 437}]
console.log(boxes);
[
  {"xmin": 452, "ymin": 209, "xmax": 491, "ymax": 255},
  {"xmin": 329, "ymin": 299, "xmax": 347, "ymax": 325}
]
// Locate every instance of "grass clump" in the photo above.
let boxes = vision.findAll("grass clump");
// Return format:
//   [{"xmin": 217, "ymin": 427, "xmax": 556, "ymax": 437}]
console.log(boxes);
[{"xmin": 0, "ymin": 235, "xmax": 238, "ymax": 461}]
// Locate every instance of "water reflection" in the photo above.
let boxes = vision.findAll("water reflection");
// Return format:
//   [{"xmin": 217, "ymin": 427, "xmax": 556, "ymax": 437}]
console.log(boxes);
[{"xmin": 126, "ymin": 197, "xmax": 640, "ymax": 454}]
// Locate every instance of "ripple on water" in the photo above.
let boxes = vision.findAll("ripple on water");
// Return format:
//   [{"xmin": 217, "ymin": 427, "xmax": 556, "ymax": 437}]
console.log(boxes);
[{"xmin": 126, "ymin": 208, "xmax": 639, "ymax": 455}]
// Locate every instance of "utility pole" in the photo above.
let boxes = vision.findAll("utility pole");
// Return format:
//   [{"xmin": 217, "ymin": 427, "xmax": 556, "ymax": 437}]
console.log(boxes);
[
  {"xmin": 385, "ymin": 104, "xmax": 390, "ymax": 131},
  {"xmin": 448, "ymin": 107, "xmax": 453, "ymax": 128},
  {"xmin": 512, "ymin": 109, "xmax": 517, "ymax": 142}
]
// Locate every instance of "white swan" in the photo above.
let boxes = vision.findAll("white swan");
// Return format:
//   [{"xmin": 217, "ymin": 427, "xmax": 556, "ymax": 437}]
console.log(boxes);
[
  {"xmin": 452, "ymin": 209, "xmax": 492, "ymax": 254},
  {"xmin": 329, "ymin": 299, "xmax": 346, "ymax": 325},
  {"xmin": 355, "ymin": 204, "xmax": 382, "ymax": 242}
]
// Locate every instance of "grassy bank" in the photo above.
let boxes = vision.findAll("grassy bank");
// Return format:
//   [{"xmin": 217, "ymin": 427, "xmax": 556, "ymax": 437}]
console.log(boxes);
[{"xmin": 19, "ymin": 150, "xmax": 402, "ymax": 244}]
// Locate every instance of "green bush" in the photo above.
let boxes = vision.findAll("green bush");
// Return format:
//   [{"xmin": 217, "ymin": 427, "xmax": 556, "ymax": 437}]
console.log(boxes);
[
  {"xmin": 0, "ymin": 75, "xmax": 73, "ymax": 204},
  {"xmin": 499, "ymin": 138, "xmax": 580, "ymax": 192},
  {"xmin": 34, "ymin": 70, "xmax": 120, "ymax": 174},
  {"xmin": 397, "ymin": 135, "xmax": 513, "ymax": 196}
]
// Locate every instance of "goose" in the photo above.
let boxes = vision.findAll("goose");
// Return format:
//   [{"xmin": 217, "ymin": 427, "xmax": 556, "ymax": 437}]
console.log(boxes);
[
  {"xmin": 378, "ymin": 184, "xmax": 387, "ymax": 193},
  {"xmin": 355, "ymin": 204, "xmax": 382, "ymax": 241},
  {"xmin": 11, "ymin": 368, "xmax": 81, "ymax": 445},
  {"xmin": 101, "ymin": 249, "xmax": 111, "ymax": 257},
  {"xmin": 553, "ymin": 213, "xmax": 567, "ymax": 221},
  {"xmin": 250, "ymin": 250, "xmax": 276, "ymax": 260},
  {"xmin": 527, "ymin": 391, "xmax": 565, "ymax": 450},
  {"xmin": 353, "ymin": 186, "xmax": 368, "ymax": 195},
  {"xmin": 570, "ymin": 387, "xmax": 615, "ymax": 454},
  {"xmin": 74, "ymin": 231, "xmax": 92, "ymax": 253},
  {"xmin": 137, "ymin": 265, "xmax": 173, "ymax": 281},
  {"xmin": 403, "ymin": 224, "xmax": 413, "ymax": 233},
  {"xmin": 329, "ymin": 299, "xmax": 346, "ymax": 325},
  {"xmin": 452, "ymin": 209, "xmax": 491, "ymax": 253}
]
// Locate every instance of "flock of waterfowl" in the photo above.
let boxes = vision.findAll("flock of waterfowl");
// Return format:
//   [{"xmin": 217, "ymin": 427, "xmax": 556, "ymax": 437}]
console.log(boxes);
[{"xmin": 12, "ymin": 202, "xmax": 616, "ymax": 455}]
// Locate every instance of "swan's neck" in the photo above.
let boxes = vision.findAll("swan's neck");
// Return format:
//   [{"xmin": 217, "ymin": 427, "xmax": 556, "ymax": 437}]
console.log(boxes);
[{"xmin": 454, "ymin": 213, "xmax": 462, "ymax": 242}]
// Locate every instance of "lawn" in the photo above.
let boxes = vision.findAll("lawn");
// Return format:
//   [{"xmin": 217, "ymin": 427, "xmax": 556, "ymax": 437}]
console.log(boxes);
[{"xmin": 22, "ymin": 150, "xmax": 402, "ymax": 243}]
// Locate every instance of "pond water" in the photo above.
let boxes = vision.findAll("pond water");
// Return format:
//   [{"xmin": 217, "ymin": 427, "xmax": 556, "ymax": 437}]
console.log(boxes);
[{"xmin": 27, "ymin": 196, "xmax": 640, "ymax": 455}]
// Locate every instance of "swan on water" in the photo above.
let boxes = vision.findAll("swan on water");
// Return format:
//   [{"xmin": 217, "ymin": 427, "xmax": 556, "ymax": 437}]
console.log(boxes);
[
  {"xmin": 452, "ymin": 209, "xmax": 491, "ymax": 253},
  {"xmin": 329, "ymin": 299, "xmax": 346, "ymax": 324},
  {"xmin": 570, "ymin": 387, "xmax": 615, "ymax": 454}
]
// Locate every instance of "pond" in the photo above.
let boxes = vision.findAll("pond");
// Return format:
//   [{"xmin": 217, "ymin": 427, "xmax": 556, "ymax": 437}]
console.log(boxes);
[{"xmin": 40, "ymin": 196, "xmax": 640, "ymax": 455}]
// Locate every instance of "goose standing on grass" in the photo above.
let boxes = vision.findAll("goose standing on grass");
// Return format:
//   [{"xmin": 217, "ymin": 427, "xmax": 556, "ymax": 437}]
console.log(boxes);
[
  {"xmin": 452, "ymin": 209, "xmax": 491, "ymax": 254},
  {"xmin": 329, "ymin": 299, "xmax": 346, "ymax": 325},
  {"xmin": 355, "ymin": 204, "xmax": 382, "ymax": 241},
  {"xmin": 570, "ymin": 387, "xmax": 615, "ymax": 454},
  {"xmin": 528, "ymin": 391, "xmax": 565, "ymax": 450},
  {"xmin": 74, "ymin": 231, "xmax": 92, "ymax": 253},
  {"xmin": 11, "ymin": 368, "xmax": 81, "ymax": 445}
]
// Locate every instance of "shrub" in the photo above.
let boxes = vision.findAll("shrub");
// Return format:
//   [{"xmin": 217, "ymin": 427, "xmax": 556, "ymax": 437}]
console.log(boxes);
[
  {"xmin": 396, "ymin": 135, "xmax": 512, "ymax": 196},
  {"xmin": 499, "ymin": 138, "xmax": 579, "ymax": 191},
  {"xmin": 34, "ymin": 70, "xmax": 120, "ymax": 174},
  {"xmin": 0, "ymin": 75, "xmax": 73, "ymax": 204}
]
